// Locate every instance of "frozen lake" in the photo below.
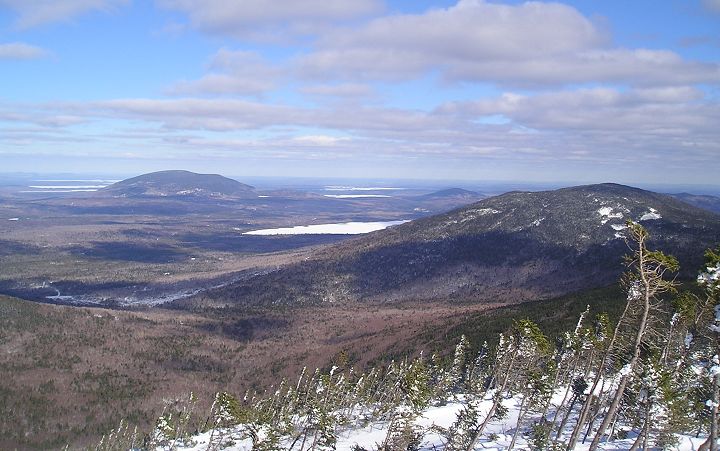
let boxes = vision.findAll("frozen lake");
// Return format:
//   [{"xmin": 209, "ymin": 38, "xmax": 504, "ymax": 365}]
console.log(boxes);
[{"xmin": 242, "ymin": 220, "xmax": 409, "ymax": 235}]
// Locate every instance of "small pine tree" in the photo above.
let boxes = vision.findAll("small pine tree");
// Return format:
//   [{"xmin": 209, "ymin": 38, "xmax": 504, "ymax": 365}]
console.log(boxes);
[
  {"xmin": 447, "ymin": 335, "xmax": 471, "ymax": 395},
  {"xmin": 145, "ymin": 392, "xmax": 199, "ymax": 449},
  {"xmin": 443, "ymin": 397, "xmax": 484, "ymax": 451},
  {"xmin": 379, "ymin": 405, "xmax": 424, "ymax": 451},
  {"xmin": 698, "ymin": 246, "xmax": 720, "ymax": 451}
]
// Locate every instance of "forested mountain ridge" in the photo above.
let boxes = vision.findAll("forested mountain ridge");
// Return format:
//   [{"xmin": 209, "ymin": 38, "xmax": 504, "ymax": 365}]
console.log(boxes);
[
  {"xmin": 181, "ymin": 183, "xmax": 720, "ymax": 309},
  {"xmin": 671, "ymin": 192, "xmax": 720, "ymax": 214}
]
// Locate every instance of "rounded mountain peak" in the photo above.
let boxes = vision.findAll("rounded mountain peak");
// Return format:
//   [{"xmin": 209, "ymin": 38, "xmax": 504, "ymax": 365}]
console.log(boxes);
[{"xmin": 102, "ymin": 170, "xmax": 255, "ymax": 198}]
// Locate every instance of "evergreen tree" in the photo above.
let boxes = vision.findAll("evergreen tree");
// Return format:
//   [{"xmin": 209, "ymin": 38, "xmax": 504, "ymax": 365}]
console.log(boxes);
[
  {"xmin": 698, "ymin": 246, "xmax": 720, "ymax": 451},
  {"xmin": 588, "ymin": 222, "xmax": 678, "ymax": 450},
  {"xmin": 447, "ymin": 335, "xmax": 471, "ymax": 395}
]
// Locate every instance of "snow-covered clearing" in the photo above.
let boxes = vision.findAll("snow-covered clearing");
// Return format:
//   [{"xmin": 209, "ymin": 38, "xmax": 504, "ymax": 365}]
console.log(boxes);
[
  {"xmin": 597, "ymin": 207, "xmax": 624, "ymax": 224},
  {"xmin": 640, "ymin": 208, "xmax": 662, "ymax": 221},
  {"xmin": 243, "ymin": 221, "xmax": 409, "ymax": 235}
]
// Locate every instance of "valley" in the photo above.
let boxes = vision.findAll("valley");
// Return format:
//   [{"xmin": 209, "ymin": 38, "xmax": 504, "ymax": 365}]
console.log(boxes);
[
  {"xmin": 0, "ymin": 171, "xmax": 487, "ymax": 306},
  {"xmin": 1, "ymin": 171, "xmax": 719, "ymax": 449}
]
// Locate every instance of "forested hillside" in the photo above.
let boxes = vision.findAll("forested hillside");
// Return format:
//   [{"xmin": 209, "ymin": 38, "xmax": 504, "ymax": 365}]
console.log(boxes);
[
  {"xmin": 186, "ymin": 184, "xmax": 720, "ymax": 310},
  {"xmin": 96, "ymin": 223, "xmax": 720, "ymax": 450}
]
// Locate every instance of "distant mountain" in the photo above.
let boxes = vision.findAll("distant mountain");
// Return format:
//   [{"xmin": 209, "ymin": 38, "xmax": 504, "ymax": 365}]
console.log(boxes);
[
  {"xmin": 183, "ymin": 183, "xmax": 720, "ymax": 309},
  {"xmin": 417, "ymin": 188, "xmax": 482, "ymax": 200},
  {"xmin": 101, "ymin": 170, "xmax": 256, "ymax": 198},
  {"xmin": 671, "ymin": 193, "xmax": 720, "ymax": 214}
]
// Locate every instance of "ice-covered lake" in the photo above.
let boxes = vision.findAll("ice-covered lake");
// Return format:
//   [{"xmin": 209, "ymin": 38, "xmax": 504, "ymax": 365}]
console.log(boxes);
[
  {"xmin": 242, "ymin": 220, "xmax": 409, "ymax": 235},
  {"xmin": 20, "ymin": 179, "xmax": 120, "ymax": 193},
  {"xmin": 323, "ymin": 194, "xmax": 392, "ymax": 198}
]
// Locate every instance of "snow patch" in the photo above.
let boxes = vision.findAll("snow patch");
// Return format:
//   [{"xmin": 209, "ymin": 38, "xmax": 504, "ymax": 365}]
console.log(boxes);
[
  {"xmin": 176, "ymin": 189, "xmax": 202, "ymax": 195},
  {"xmin": 243, "ymin": 220, "xmax": 409, "ymax": 235},
  {"xmin": 699, "ymin": 263, "xmax": 720, "ymax": 286},
  {"xmin": 685, "ymin": 332, "xmax": 694, "ymax": 349},
  {"xmin": 460, "ymin": 208, "xmax": 501, "ymax": 222},
  {"xmin": 597, "ymin": 206, "xmax": 623, "ymax": 224},
  {"xmin": 166, "ymin": 387, "xmax": 705, "ymax": 451},
  {"xmin": 473, "ymin": 208, "xmax": 501, "ymax": 215},
  {"xmin": 640, "ymin": 207, "xmax": 662, "ymax": 221}
]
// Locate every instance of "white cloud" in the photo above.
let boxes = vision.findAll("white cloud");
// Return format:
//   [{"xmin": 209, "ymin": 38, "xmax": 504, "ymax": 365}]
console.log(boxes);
[
  {"xmin": 703, "ymin": 0, "xmax": 720, "ymax": 13},
  {"xmin": 169, "ymin": 74, "xmax": 275, "ymax": 96},
  {"xmin": 300, "ymin": 83, "xmax": 375, "ymax": 100},
  {"xmin": 6, "ymin": 87, "xmax": 712, "ymax": 159},
  {"xmin": 157, "ymin": 0, "xmax": 384, "ymax": 38},
  {"xmin": 0, "ymin": 0, "xmax": 129, "ymax": 28},
  {"xmin": 296, "ymin": 0, "xmax": 720, "ymax": 87},
  {"xmin": 0, "ymin": 42, "xmax": 48, "ymax": 59},
  {"xmin": 439, "ymin": 87, "xmax": 718, "ymax": 134},
  {"xmin": 2, "ymin": 73, "xmax": 718, "ymax": 179},
  {"xmin": 433, "ymin": 86, "xmax": 720, "ymax": 169},
  {"xmin": 292, "ymin": 135, "xmax": 351, "ymax": 146},
  {"xmin": 168, "ymin": 49, "xmax": 280, "ymax": 96},
  {"xmin": 444, "ymin": 48, "xmax": 720, "ymax": 87}
]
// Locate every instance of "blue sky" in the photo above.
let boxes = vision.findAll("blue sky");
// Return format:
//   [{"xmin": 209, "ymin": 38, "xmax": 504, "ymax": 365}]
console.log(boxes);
[{"xmin": 1, "ymin": 0, "xmax": 719, "ymax": 184}]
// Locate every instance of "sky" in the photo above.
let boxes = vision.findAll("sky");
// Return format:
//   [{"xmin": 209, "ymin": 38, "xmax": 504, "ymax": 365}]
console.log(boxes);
[{"xmin": 0, "ymin": 0, "xmax": 719, "ymax": 184}]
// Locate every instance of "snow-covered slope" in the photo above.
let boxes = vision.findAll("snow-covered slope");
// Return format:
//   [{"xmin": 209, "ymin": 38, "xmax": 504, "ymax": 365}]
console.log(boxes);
[{"xmin": 159, "ymin": 389, "xmax": 705, "ymax": 451}]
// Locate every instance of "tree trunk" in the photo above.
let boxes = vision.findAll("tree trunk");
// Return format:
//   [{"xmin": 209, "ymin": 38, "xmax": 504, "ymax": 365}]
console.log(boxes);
[
  {"xmin": 554, "ymin": 394, "xmax": 578, "ymax": 441},
  {"xmin": 589, "ymin": 234, "xmax": 654, "ymax": 451},
  {"xmin": 583, "ymin": 404, "xmax": 599, "ymax": 444},
  {"xmin": 465, "ymin": 349, "xmax": 518, "ymax": 451},
  {"xmin": 540, "ymin": 362, "xmax": 563, "ymax": 421},
  {"xmin": 713, "ymin": 372, "xmax": 719, "ymax": 451},
  {"xmin": 702, "ymin": 372, "xmax": 720, "ymax": 451},
  {"xmin": 588, "ymin": 374, "xmax": 629, "ymax": 449},
  {"xmin": 629, "ymin": 400, "xmax": 651, "ymax": 451},
  {"xmin": 551, "ymin": 356, "xmax": 582, "ymax": 429},
  {"xmin": 508, "ymin": 395, "xmax": 529, "ymax": 451},
  {"xmin": 567, "ymin": 302, "xmax": 632, "ymax": 450}
]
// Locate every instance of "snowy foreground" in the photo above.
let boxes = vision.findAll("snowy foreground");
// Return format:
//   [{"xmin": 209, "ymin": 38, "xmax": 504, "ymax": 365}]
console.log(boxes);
[{"xmin": 159, "ymin": 390, "xmax": 704, "ymax": 451}]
